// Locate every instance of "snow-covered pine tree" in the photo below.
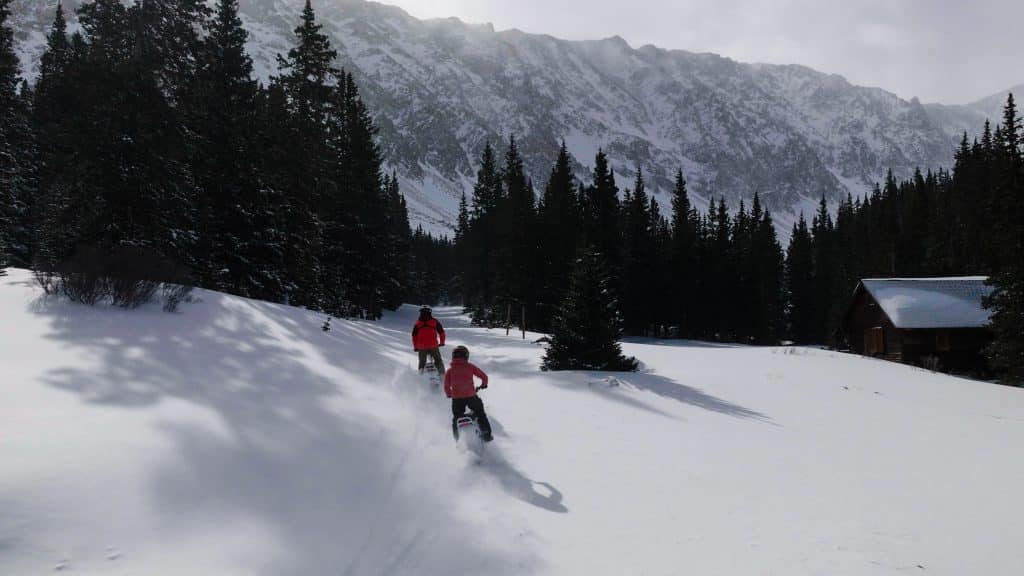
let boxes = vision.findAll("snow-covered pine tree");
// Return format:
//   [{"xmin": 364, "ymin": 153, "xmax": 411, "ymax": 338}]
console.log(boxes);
[
  {"xmin": 275, "ymin": 0, "xmax": 337, "ymax": 309},
  {"xmin": 543, "ymin": 249, "xmax": 637, "ymax": 372},
  {"xmin": 453, "ymin": 190, "xmax": 470, "ymax": 302},
  {"xmin": 0, "ymin": 0, "xmax": 37, "ymax": 269},
  {"xmin": 30, "ymin": 2, "xmax": 74, "ymax": 269},
  {"xmin": 335, "ymin": 72, "xmax": 389, "ymax": 319},
  {"xmin": 191, "ymin": 0, "xmax": 260, "ymax": 295}
]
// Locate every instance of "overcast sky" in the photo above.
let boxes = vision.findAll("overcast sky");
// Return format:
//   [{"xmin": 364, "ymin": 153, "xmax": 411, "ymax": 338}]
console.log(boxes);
[{"xmin": 385, "ymin": 0, "xmax": 1022, "ymax": 104}]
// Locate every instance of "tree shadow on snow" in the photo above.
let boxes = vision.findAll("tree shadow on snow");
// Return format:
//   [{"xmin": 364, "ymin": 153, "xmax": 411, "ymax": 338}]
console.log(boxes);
[
  {"xmin": 627, "ymin": 371, "xmax": 771, "ymax": 422},
  {"xmin": 31, "ymin": 293, "xmax": 538, "ymax": 575}
]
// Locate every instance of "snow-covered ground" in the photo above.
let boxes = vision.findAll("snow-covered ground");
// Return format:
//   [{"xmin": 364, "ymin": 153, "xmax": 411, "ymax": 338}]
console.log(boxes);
[{"xmin": 2, "ymin": 268, "xmax": 1023, "ymax": 575}]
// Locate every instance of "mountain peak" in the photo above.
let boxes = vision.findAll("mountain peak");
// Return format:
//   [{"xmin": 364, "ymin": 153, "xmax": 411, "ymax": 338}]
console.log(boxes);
[{"xmin": 9, "ymin": 0, "xmax": 999, "ymax": 237}]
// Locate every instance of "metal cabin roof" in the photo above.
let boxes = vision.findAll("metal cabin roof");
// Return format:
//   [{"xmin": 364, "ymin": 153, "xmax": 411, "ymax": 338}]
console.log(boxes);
[{"xmin": 859, "ymin": 277, "xmax": 993, "ymax": 329}]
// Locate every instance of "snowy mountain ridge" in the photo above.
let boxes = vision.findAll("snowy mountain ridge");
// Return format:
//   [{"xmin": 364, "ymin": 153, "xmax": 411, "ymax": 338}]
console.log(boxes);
[{"xmin": 9, "ymin": 0, "xmax": 1019, "ymax": 235}]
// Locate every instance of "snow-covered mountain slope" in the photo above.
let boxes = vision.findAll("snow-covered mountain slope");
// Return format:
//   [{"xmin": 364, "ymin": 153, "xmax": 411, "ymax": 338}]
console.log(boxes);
[
  {"xmin": 925, "ymin": 82, "xmax": 1024, "ymax": 143},
  {"xmin": 10, "ymin": 0, "xmax": 1020, "ymax": 234},
  {"xmin": 3, "ymin": 268, "xmax": 1024, "ymax": 575}
]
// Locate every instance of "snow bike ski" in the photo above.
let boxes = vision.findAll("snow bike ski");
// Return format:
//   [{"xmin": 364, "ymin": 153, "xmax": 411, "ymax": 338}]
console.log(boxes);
[
  {"xmin": 422, "ymin": 363, "xmax": 440, "ymax": 389},
  {"xmin": 454, "ymin": 386, "xmax": 488, "ymax": 456}
]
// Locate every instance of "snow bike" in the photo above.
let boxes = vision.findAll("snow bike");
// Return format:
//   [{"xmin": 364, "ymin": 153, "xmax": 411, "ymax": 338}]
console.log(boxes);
[
  {"xmin": 422, "ymin": 363, "xmax": 441, "ymax": 388},
  {"xmin": 454, "ymin": 387, "xmax": 487, "ymax": 455}
]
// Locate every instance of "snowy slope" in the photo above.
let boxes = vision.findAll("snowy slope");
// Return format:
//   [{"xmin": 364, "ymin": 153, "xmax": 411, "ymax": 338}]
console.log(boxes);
[
  {"xmin": 11, "ymin": 0, "xmax": 1018, "ymax": 237},
  {"xmin": 2, "ymin": 268, "xmax": 1024, "ymax": 575}
]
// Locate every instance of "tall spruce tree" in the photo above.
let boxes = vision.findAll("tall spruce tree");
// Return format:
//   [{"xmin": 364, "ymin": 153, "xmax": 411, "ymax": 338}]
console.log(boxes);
[
  {"xmin": 535, "ymin": 141, "xmax": 579, "ymax": 332},
  {"xmin": 748, "ymin": 195, "xmax": 784, "ymax": 343},
  {"xmin": 648, "ymin": 194, "xmax": 672, "ymax": 337},
  {"xmin": 465, "ymin": 142, "xmax": 502, "ymax": 322},
  {"xmin": 581, "ymin": 150, "xmax": 620, "ymax": 263},
  {"xmin": 495, "ymin": 135, "xmax": 537, "ymax": 327},
  {"xmin": 0, "ymin": 0, "xmax": 36, "ymax": 269},
  {"xmin": 621, "ymin": 168, "xmax": 654, "ymax": 336},
  {"xmin": 192, "ymin": 0, "xmax": 262, "ymax": 294},
  {"xmin": 274, "ymin": 0, "xmax": 338, "ymax": 308},
  {"xmin": 453, "ymin": 190, "xmax": 470, "ymax": 302},
  {"xmin": 811, "ymin": 196, "xmax": 841, "ymax": 344},
  {"xmin": 785, "ymin": 214, "xmax": 815, "ymax": 343},
  {"xmin": 542, "ymin": 249, "xmax": 637, "ymax": 372},
  {"xmin": 669, "ymin": 169, "xmax": 698, "ymax": 336},
  {"xmin": 985, "ymin": 94, "xmax": 1024, "ymax": 383}
]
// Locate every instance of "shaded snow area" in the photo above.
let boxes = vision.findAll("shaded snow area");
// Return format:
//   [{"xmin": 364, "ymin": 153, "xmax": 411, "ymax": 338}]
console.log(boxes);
[
  {"xmin": 862, "ymin": 277, "xmax": 993, "ymax": 329},
  {"xmin": 2, "ymin": 268, "xmax": 1023, "ymax": 575}
]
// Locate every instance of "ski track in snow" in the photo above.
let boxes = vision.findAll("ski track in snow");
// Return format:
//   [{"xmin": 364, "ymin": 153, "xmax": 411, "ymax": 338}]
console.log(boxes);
[{"xmin": 1, "ymin": 269, "xmax": 1024, "ymax": 575}]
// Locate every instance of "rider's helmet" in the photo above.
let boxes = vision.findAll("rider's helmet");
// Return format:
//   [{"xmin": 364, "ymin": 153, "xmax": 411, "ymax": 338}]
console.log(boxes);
[
  {"xmin": 419, "ymin": 305, "xmax": 432, "ymax": 320},
  {"xmin": 452, "ymin": 345, "xmax": 469, "ymax": 360}
]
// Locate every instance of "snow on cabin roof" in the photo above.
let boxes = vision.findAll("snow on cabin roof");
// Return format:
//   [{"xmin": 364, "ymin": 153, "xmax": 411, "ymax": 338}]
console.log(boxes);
[{"xmin": 860, "ymin": 277, "xmax": 992, "ymax": 329}]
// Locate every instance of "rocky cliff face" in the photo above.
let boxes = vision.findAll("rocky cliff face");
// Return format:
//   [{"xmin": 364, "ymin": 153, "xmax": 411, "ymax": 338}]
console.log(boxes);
[{"xmin": 10, "ymin": 0, "xmax": 1013, "ymax": 234}]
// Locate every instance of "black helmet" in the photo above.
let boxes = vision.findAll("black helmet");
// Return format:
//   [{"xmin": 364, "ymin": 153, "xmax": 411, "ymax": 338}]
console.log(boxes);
[
  {"xmin": 418, "ymin": 306, "xmax": 432, "ymax": 320},
  {"xmin": 452, "ymin": 345, "xmax": 469, "ymax": 360}
]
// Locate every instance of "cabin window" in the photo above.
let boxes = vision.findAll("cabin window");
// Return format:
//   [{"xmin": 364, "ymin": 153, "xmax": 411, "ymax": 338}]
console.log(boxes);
[{"xmin": 865, "ymin": 327, "xmax": 885, "ymax": 355}]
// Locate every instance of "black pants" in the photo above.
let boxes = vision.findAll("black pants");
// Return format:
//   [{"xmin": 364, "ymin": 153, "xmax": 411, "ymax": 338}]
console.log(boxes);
[{"xmin": 451, "ymin": 396, "xmax": 492, "ymax": 439}]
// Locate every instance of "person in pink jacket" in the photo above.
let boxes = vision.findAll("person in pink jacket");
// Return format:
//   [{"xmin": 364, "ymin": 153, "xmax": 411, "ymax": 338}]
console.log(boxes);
[{"xmin": 444, "ymin": 345, "xmax": 493, "ymax": 442}]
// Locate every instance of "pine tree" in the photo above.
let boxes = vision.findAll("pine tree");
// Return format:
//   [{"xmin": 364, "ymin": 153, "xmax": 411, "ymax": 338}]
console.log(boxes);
[
  {"xmin": 985, "ymin": 94, "xmax": 1024, "ymax": 383},
  {"xmin": 543, "ymin": 249, "xmax": 637, "ymax": 372},
  {"xmin": 621, "ymin": 168, "xmax": 653, "ymax": 335},
  {"xmin": 381, "ymin": 174, "xmax": 412, "ymax": 309},
  {"xmin": 750, "ymin": 197, "xmax": 784, "ymax": 344},
  {"xmin": 707, "ymin": 198, "xmax": 734, "ymax": 339},
  {"xmin": 273, "ymin": 0, "xmax": 339, "ymax": 308},
  {"xmin": 811, "ymin": 196, "xmax": 842, "ymax": 344},
  {"xmin": 0, "ymin": 0, "xmax": 37, "ymax": 269},
  {"xmin": 669, "ymin": 169, "xmax": 697, "ymax": 336},
  {"xmin": 331, "ymin": 72, "xmax": 389, "ymax": 318},
  {"xmin": 785, "ymin": 214, "xmax": 815, "ymax": 343},
  {"xmin": 191, "ymin": 0, "xmax": 261, "ymax": 294},
  {"xmin": 648, "ymin": 194, "xmax": 672, "ymax": 337},
  {"xmin": 453, "ymin": 190, "xmax": 470, "ymax": 302},
  {"xmin": 581, "ymin": 149, "xmax": 620, "ymax": 263},
  {"xmin": 495, "ymin": 135, "xmax": 536, "ymax": 328},
  {"xmin": 465, "ymin": 142, "xmax": 502, "ymax": 322},
  {"xmin": 535, "ymin": 141, "xmax": 579, "ymax": 332}
]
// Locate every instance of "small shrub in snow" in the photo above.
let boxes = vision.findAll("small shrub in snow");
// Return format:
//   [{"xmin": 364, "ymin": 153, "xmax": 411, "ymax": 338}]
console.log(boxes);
[{"xmin": 36, "ymin": 245, "xmax": 192, "ymax": 311}]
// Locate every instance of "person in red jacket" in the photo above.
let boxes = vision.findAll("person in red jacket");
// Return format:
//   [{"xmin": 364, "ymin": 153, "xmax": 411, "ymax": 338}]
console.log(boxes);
[
  {"xmin": 444, "ymin": 345, "xmax": 493, "ymax": 442},
  {"xmin": 412, "ymin": 306, "xmax": 446, "ymax": 375}
]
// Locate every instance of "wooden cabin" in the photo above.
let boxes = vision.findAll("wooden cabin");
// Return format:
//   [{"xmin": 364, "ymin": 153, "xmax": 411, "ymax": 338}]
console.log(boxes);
[{"xmin": 842, "ymin": 277, "xmax": 993, "ymax": 373}]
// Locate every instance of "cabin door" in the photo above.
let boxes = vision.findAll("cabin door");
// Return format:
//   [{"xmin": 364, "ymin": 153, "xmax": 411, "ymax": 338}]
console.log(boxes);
[{"xmin": 865, "ymin": 327, "xmax": 885, "ymax": 356}]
